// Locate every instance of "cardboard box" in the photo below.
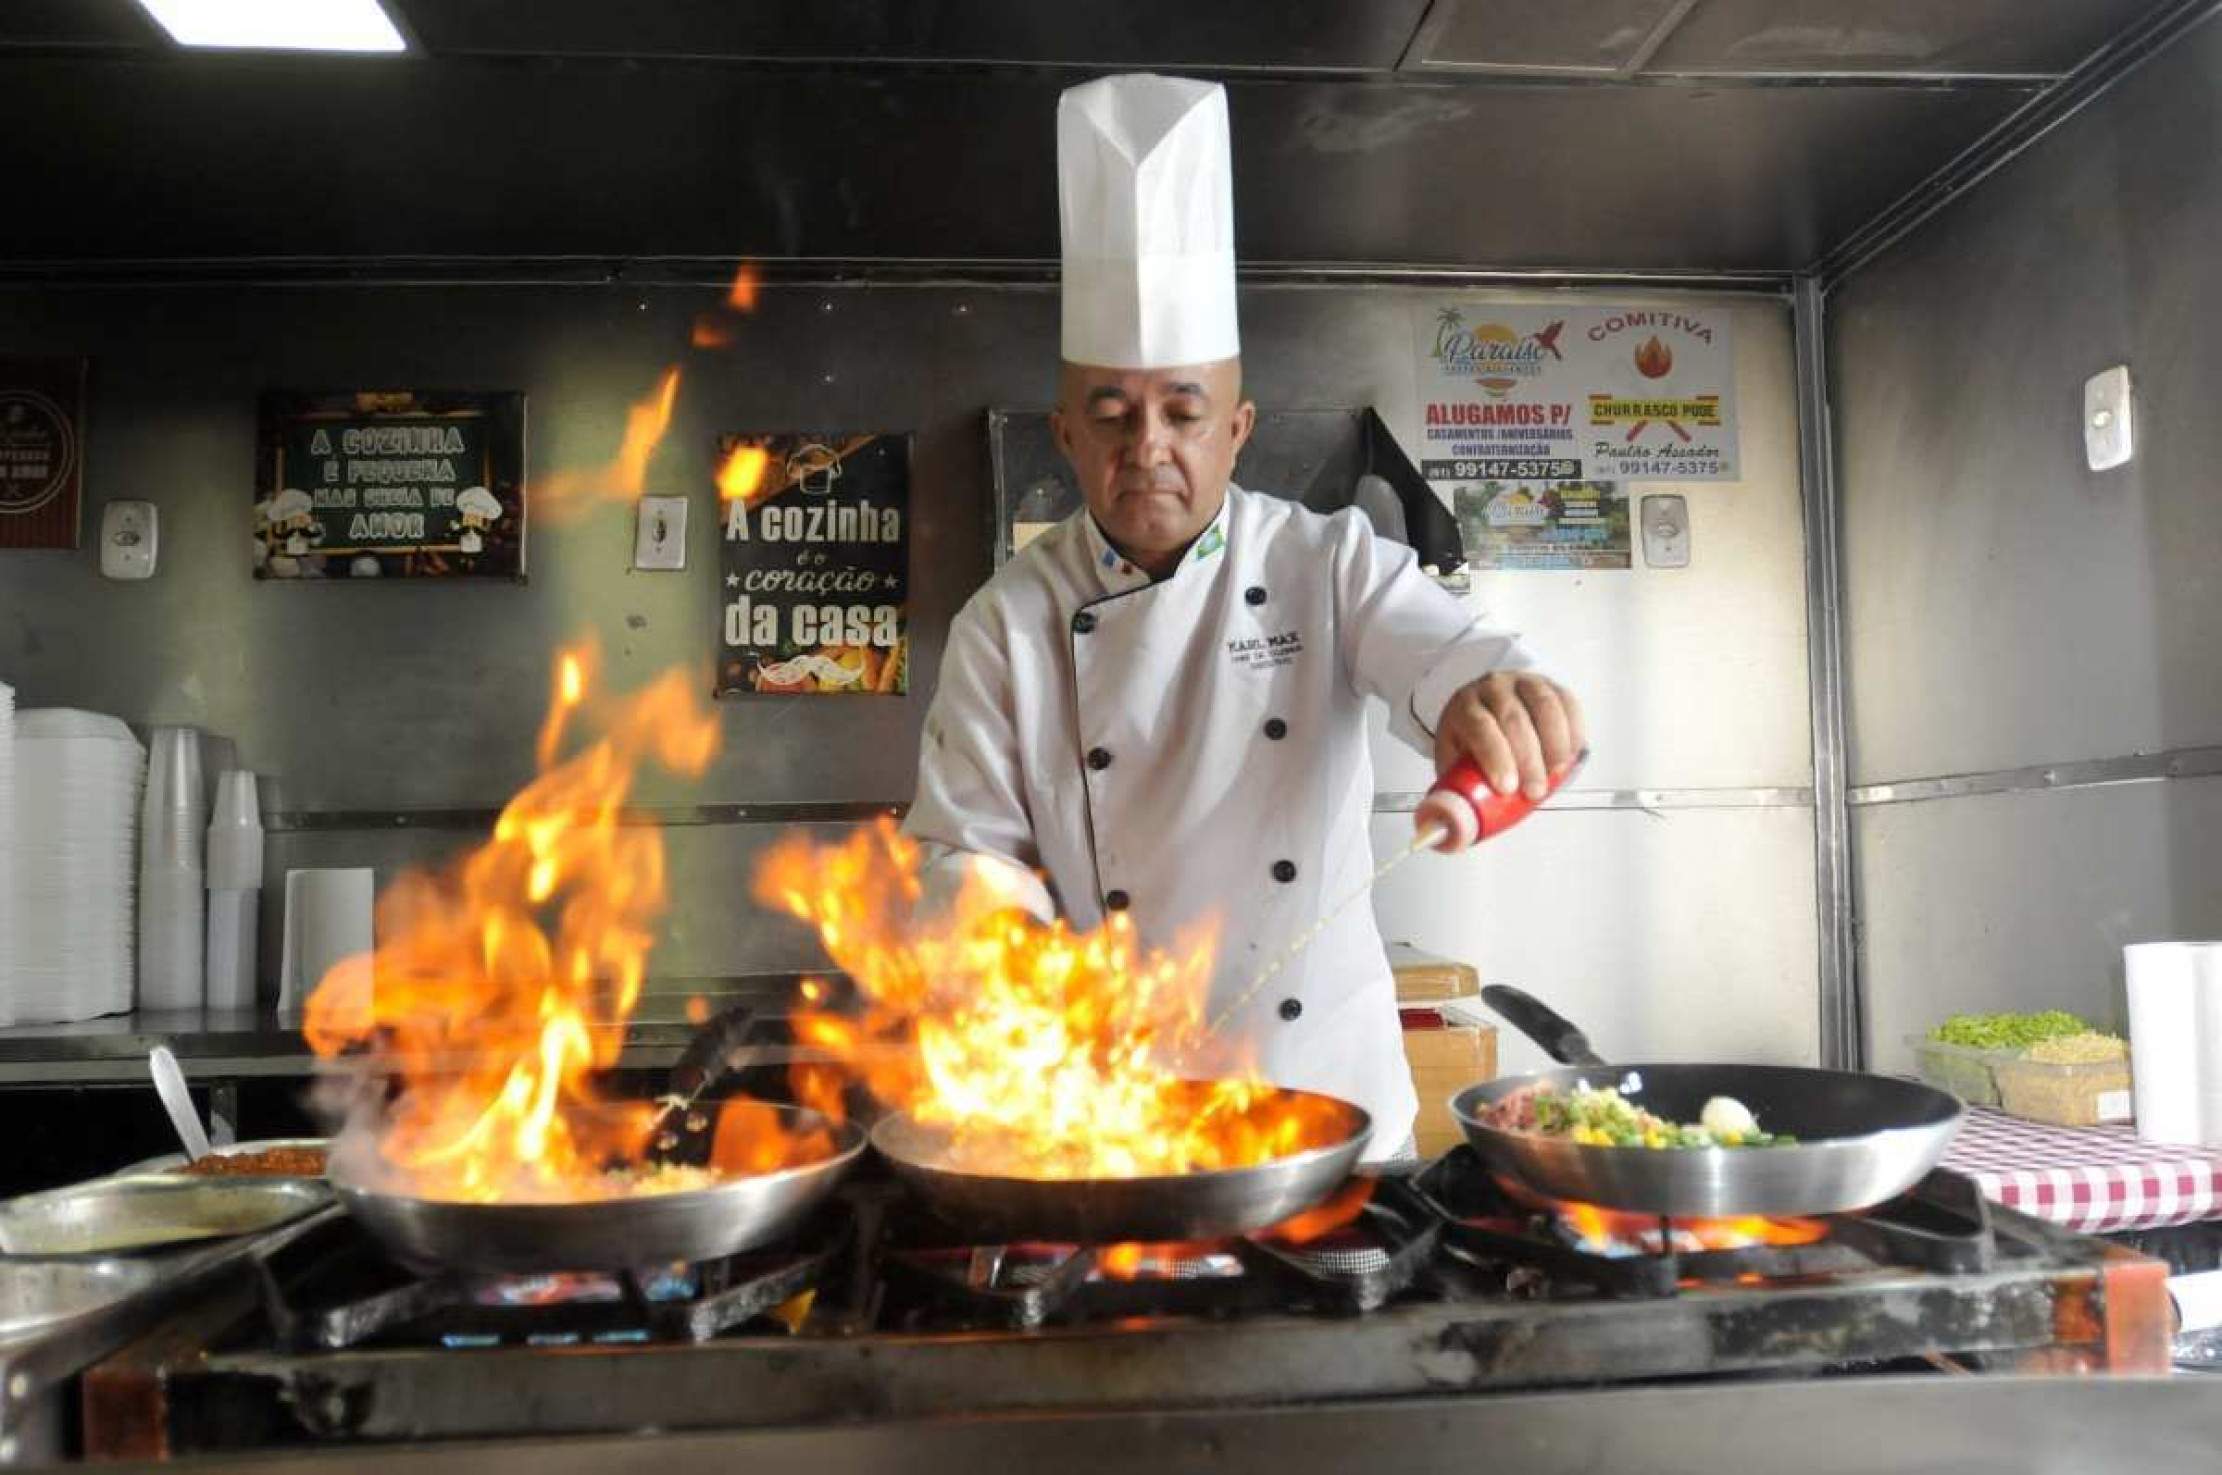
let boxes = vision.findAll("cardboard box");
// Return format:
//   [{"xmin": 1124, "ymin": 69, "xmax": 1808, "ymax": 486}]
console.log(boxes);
[
  {"xmin": 1389, "ymin": 943, "xmax": 1478, "ymax": 1004},
  {"xmin": 1402, "ymin": 1020, "xmax": 1497, "ymax": 1158}
]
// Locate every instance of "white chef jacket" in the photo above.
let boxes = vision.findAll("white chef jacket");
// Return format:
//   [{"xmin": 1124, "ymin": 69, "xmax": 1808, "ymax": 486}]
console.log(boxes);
[{"xmin": 905, "ymin": 485, "xmax": 1541, "ymax": 1155}]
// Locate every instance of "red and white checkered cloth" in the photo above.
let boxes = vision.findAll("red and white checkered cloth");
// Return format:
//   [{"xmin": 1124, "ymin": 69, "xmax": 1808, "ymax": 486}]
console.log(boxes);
[{"xmin": 1941, "ymin": 1106, "xmax": 2222, "ymax": 1233}]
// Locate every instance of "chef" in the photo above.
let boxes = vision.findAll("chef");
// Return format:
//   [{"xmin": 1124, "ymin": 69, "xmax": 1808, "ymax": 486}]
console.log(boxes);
[{"xmin": 905, "ymin": 73, "xmax": 1583, "ymax": 1157}]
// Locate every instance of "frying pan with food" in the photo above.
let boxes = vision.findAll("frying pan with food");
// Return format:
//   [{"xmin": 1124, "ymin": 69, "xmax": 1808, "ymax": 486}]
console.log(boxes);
[
  {"xmin": 1451, "ymin": 986, "xmax": 1963, "ymax": 1218},
  {"xmin": 870, "ymin": 1085, "xmax": 1372, "ymax": 1244}
]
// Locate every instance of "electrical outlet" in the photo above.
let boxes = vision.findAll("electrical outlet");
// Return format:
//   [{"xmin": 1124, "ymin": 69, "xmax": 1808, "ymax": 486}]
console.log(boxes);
[
  {"xmin": 2084, "ymin": 364, "xmax": 2135, "ymax": 471},
  {"xmin": 100, "ymin": 500, "xmax": 158, "ymax": 579},
  {"xmin": 633, "ymin": 495, "xmax": 688, "ymax": 571},
  {"xmin": 1640, "ymin": 494, "xmax": 1689, "ymax": 568}
]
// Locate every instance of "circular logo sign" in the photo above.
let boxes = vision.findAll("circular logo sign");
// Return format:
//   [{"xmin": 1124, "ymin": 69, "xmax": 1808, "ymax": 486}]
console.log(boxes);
[{"xmin": 0, "ymin": 389, "xmax": 78, "ymax": 518}]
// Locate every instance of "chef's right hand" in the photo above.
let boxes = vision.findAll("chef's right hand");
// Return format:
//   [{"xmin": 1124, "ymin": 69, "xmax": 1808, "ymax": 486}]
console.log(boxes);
[{"xmin": 1432, "ymin": 671, "xmax": 1585, "ymax": 805}]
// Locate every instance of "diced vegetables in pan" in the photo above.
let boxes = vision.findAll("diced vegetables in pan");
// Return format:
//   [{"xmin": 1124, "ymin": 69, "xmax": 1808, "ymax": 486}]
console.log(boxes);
[{"xmin": 1492, "ymin": 1084, "xmax": 1793, "ymax": 1149}]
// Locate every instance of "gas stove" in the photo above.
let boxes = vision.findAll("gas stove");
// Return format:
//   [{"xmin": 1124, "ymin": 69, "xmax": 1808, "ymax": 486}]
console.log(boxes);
[{"xmin": 76, "ymin": 1149, "xmax": 2169, "ymax": 1461}]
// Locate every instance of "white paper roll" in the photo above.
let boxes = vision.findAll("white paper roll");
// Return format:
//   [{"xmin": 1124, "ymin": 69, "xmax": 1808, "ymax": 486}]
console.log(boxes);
[
  {"xmin": 2172, "ymin": 1268, "xmax": 2222, "ymax": 1334},
  {"xmin": 279, "ymin": 867, "xmax": 375, "ymax": 1013},
  {"xmin": 2193, "ymin": 942, "xmax": 2222, "ymax": 1150},
  {"xmin": 2128, "ymin": 941, "xmax": 2204, "ymax": 1146}
]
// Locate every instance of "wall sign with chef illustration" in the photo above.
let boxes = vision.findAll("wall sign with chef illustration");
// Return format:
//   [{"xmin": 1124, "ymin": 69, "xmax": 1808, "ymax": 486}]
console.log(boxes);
[
  {"xmin": 0, "ymin": 356, "xmax": 88, "ymax": 550},
  {"xmin": 254, "ymin": 390, "xmax": 526, "ymax": 580},
  {"xmin": 716, "ymin": 430, "xmax": 910, "ymax": 697},
  {"xmin": 1413, "ymin": 303, "xmax": 1740, "ymax": 490}
]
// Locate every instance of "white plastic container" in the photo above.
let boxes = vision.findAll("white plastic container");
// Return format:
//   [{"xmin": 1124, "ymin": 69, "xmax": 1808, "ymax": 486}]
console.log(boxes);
[{"xmin": 12, "ymin": 709, "xmax": 144, "ymax": 1023}]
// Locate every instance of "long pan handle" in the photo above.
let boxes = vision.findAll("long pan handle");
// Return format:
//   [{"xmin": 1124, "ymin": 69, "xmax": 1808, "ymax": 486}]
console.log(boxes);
[
  {"xmin": 1481, "ymin": 984, "xmax": 1608, "ymax": 1068},
  {"xmin": 652, "ymin": 1002, "xmax": 763, "ymax": 1162},
  {"xmin": 668, "ymin": 1001, "xmax": 761, "ymax": 1102}
]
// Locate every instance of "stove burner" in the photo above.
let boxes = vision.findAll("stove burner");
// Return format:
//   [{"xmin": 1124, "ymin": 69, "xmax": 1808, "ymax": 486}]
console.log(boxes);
[
  {"xmin": 1411, "ymin": 1147, "xmax": 1995, "ymax": 1299},
  {"xmin": 875, "ymin": 1175, "xmax": 1440, "ymax": 1329},
  {"xmin": 245, "ymin": 1201, "xmax": 850, "ymax": 1350}
]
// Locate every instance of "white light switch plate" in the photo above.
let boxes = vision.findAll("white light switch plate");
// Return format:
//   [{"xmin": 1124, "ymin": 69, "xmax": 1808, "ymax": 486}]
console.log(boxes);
[
  {"xmin": 633, "ymin": 495, "xmax": 688, "ymax": 570},
  {"xmin": 1640, "ymin": 494, "xmax": 1689, "ymax": 568},
  {"xmin": 2084, "ymin": 364, "xmax": 2135, "ymax": 471},
  {"xmin": 100, "ymin": 500, "xmax": 158, "ymax": 579}
]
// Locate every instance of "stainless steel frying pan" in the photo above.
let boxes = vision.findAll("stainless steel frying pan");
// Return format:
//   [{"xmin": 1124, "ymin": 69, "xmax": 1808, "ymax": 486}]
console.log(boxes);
[
  {"xmin": 332, "ymin": 1104, "xmax": 866, "ymax": 1274},
  {"xmin": 870, "ymin": 1086, "xmax": 1372, "ymax": 1244},
  {"xmin": 1450, "ymin": 986, "xmax": 1964, "ymax": 1218}
]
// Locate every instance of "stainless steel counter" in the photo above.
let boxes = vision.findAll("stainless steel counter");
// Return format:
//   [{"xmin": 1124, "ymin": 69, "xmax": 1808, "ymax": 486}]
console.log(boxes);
[
  {"xmin": 0, "ymin": 978, "xmax": 805, "ymax": 1087},
  {"xmin": 52, "ymin": 1375, "xmax": 2222, "ymax": 1475}
]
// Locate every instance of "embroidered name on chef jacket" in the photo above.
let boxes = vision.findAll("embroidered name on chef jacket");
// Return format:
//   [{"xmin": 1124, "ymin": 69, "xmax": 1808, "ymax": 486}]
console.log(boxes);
[{"xmin": 1224, "ymin": 630, "xmax": 1304, "ymax": 671}]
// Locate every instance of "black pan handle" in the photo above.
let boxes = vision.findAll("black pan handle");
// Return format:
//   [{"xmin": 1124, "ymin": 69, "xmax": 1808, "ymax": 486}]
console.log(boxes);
[
  {"xmin": 668, "ymin": 1001, "xmax": 760, "ymax": 1102},
  {"xmin": 649, "ymin": 1001, "xmax": 764, "ymax": 1165},
  {"xmin": 1481, "ymin": 985, "xmax": 1608, "ymax": 1068}
]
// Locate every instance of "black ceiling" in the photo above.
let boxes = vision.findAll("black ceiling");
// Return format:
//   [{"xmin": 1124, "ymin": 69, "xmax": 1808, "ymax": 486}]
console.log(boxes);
[{"xmin": 0, "ymin": 0, "xmax": 2188, "ymax": 275}]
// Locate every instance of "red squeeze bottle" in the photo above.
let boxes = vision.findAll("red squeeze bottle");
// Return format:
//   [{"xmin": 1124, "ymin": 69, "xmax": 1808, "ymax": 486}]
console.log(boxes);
[{"xmin": 1413, "ymin": 750, "xmax": 1587, "ymax": 852}]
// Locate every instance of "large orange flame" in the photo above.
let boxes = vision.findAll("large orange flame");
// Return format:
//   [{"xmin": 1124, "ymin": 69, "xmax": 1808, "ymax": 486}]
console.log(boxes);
[
  {"xmin": 716, "ymin": 443, "xmax": 772, "ymax": 504},
  {"xmin": 305, "ymin": 643, "xmax": 829, "ymax": 1202},
  {"xmin": 755, "ymin": 822, "xmax": 1357, "ymax": 1179},
  {"xmin": 1561, "ymin": 1200, "xmax": 1826, "ymax": 1254},
  {"xmin": 535, "ymin": 367, "xmax": 683, "ymax": 519}
]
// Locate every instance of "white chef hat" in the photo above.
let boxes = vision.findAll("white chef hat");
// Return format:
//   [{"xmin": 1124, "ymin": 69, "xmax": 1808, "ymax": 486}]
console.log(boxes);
[
  {"xmin": 1057, "ymin": 73, "xmax": 1239, "ymax": 370},
  {"xmin": 456, "ymin": 486, "xmax": 503, "ymax": 520}
]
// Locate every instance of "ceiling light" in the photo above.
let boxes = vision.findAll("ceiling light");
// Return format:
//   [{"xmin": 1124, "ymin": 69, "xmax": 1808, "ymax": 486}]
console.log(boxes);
[{"xmin": 134, "ymin": 0, "xmax": 408, "ymax": 53}]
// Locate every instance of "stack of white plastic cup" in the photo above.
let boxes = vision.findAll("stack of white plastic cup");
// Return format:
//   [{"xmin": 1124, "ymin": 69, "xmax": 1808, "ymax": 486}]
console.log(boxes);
[
  {"xmin": 204, "ymin": 770, "xmax": 263, "ymax": 1012},
  {"xmin": 139, "ymin": 726, "xmax": 208, "ymax": 1011}
]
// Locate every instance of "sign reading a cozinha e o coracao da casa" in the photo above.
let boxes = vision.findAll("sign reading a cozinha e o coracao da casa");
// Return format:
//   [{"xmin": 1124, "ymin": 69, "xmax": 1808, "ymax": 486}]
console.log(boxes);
[{"xmin": 715, "ymin": 430, "xmax": 910, "ymax": 698}]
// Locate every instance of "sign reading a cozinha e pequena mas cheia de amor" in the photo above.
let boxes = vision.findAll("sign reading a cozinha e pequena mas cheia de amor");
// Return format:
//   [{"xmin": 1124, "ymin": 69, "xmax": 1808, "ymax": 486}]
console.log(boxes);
[
  {"xmin": 255, "ymin": 390, "xmax": 526, "ymax": 580},
  {"xmin": 716, "ymin": 431, "xmax": 910, "ymax": 697}
]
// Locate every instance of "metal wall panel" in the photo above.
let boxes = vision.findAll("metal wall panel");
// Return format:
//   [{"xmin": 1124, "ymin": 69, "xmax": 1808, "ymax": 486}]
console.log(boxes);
[
  {"xmin": 1831, "ymin": 12, "xmax": 2222, "ymax": 1054},
  {"xmin": 0, "ymin": 280, "xmax": 1808, "ymax": 1004},
  {"xmin": 1831, "ymin": 11, "xmax": 2222, "ymax": 785},
  {"xmin": 0, "ymin": 57, "xmax": 2031, "ymax": 273},
  {"xmin": 1368, "ymin": 807, "xmax": 1822, "ymax": 1078},
  {"xmin": 1857, "ymin": 778, "xmax": 2222, "ymax": 1072},
  {"xmin": 1365, "ymin": 295, "xmax": 1813, "ymax": 797},
  {"xmin": 260, "ymin": 820, "xmax": 849, "ymax": 994}
]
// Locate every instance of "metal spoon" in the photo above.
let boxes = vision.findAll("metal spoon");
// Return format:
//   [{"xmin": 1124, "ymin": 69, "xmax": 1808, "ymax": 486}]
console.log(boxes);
[{"xmin": 149, "ymin": 1045, "xmax": 212, "ymax": 1162}]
